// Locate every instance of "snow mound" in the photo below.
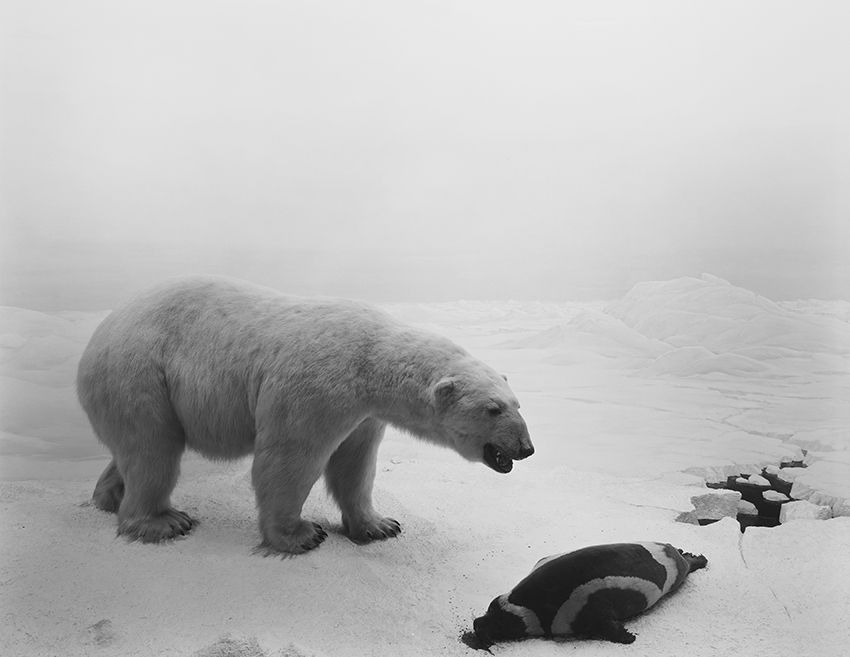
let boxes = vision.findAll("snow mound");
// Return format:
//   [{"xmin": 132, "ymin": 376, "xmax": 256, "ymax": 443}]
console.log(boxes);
[
  {"xmin": 780, "ymin": 299, "xmax": 850, "ymax": 324},
  {"xmin": 493, "ymin": 274, "xmax": 848, "ymax": 378},
  {"xmin": 635, "ymin": 346, "xmax": 778, "ymax": 378},
  {"xmin": 566, "ymin": 310, "xmax": 672, "ymax": 357},
  {"xmin": 605, "ymin": 275, "xmax": 849, "ymax": 377},
  {"xmin": 383, "ymin": 300, "xmax": 577, "ymax": 326},
  {"xmin": 498, "ymin": 310, "xmax": 671, "ymax": 359},
  {"xmin": 0, "ymin": 307, "xmax": 110, "ymax": 473},
  {"xmin": 607, "ymin": 275, "xmax": 848, "ymax": 352},
  {"xmin": 499, "ymin": 323, "xmax": 571, "ymax": 349}
]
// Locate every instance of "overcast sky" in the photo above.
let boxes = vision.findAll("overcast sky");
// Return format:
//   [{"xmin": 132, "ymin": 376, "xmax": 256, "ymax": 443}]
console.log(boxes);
[{"xmin": 2, "ymin": 1, "xmax": 848, "ymax": 308}]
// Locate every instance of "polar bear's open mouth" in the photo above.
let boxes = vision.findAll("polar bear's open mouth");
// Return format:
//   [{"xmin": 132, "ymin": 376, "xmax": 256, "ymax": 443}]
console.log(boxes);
[{"xmin": 483, "ymin": 443, "xmax": 513, "ymax": 473}]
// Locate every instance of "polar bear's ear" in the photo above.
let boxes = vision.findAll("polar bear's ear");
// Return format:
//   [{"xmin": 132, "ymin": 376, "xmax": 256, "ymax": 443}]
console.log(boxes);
[
  {"xmin": 432, "ymin": 377, "xmax": 458, "ymax": 409},
  {"xmin": 501, "ymin": 374, "xmax": 508, "ymax": 382}
]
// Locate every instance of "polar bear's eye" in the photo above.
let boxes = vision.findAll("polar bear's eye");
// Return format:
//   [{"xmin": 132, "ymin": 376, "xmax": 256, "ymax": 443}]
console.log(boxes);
[{"xmin": 487, "ymin": 405, "xmax": 502, "ymax": 416}]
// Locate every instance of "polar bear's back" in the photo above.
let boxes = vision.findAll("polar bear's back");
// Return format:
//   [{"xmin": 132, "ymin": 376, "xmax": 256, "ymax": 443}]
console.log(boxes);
[
  {"xmin": 120, "ymin": 275, "xmax": 390, "ymax": 338},
  {"xmin": 88, "ymin": 275, "xmax": 400, "ymax": 361},
  {"xmin": 76, "ymin": 276, "xmax": 404, "ymax": 457}
]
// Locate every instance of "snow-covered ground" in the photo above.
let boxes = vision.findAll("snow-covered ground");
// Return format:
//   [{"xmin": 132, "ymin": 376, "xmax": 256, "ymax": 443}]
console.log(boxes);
[{"xmin": 2, "ymin": 274, "xmax": 848, "ymax": 656}]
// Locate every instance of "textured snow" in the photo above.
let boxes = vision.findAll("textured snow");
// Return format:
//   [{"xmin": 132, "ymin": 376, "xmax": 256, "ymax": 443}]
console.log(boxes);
[{"xmin": 1, "ymin": 275, "xmax": 848, "ymax": 656}]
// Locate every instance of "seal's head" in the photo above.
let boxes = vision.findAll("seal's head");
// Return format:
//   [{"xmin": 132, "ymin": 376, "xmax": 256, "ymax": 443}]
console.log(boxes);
[{"xmin": 471, "ymin": 596, "xmax": 529, "ymax": 648}]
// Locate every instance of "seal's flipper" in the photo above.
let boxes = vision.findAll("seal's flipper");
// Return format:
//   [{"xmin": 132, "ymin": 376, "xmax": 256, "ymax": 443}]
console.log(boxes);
[
  {"xmin": 573, "ymin": 598, "xmax": 637, "ymax": 644},
  {"xmin": 594, "ymin": 619, "xmax": 636, "ymax": 644}
]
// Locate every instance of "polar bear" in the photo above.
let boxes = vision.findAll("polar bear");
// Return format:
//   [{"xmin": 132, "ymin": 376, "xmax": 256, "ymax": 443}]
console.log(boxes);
[{"xmin": 77, "ymin": 275, "xmax": 533, "ymax": 554}]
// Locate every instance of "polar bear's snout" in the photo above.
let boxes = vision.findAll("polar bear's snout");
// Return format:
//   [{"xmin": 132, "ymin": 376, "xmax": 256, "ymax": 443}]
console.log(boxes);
[
  {"xmin": 510, "ymin": 427, "xmax": 535, "ymax": 461},
  {"xmin": 517, "ymin": 443, "xmax": 535, "ymax": 459}
]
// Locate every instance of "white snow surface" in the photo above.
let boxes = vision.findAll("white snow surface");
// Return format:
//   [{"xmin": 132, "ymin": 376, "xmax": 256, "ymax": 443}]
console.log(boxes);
[{"xmin": 1, "ymin": 274, "xmax": 848, "ymax": 656}]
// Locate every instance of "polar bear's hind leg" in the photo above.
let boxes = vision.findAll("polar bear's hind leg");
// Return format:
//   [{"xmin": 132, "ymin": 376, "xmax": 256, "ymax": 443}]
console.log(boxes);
[
  {"xmin": 92, "ymin": 459, "xmax": 125, "ymax": 513},
  {"xmin": 113, "ymin": 432, "xmax": 196, "ymax": 542}
]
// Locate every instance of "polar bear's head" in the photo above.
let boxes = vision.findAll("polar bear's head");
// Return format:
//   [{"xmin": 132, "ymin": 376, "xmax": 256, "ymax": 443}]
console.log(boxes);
[{"xmin": 430, "ymin": 363, "xmax": 533, "ymax": 473}]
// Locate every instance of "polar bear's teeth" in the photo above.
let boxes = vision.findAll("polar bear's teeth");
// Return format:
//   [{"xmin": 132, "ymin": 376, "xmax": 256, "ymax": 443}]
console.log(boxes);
[{"xmin": 484, "ymin": 443, "xmax": 513, "ymax": 473}]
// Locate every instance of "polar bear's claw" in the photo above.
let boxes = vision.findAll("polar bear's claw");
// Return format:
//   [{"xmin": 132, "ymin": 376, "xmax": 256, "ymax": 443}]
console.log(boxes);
[
  {"xmin": 345, "ymin": 515, "xmax": 402, "ymax": 543},
  {"xmin": 119, "ymin": 507, "xmax": 198, "ymax": 543},
  {"xmin": 302, "ymin": 523, "xmax": 328, "ymax": 550}
]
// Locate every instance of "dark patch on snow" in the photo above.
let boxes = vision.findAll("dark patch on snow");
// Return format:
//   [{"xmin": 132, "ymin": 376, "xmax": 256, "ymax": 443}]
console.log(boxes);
[
  {"xmin": 704, "ymin": 458, "xmax": 807, "ymax": 532},
  {"xmin": 461, "ymin": 630, "xmax": 493, "ymax": 652}
]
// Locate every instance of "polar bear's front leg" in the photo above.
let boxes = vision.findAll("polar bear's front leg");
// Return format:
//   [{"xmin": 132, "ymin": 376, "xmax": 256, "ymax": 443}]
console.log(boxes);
[
  {"xmin": 251, "ymin": 433, "xmax": 328, "ymax": 555},
  {"xmin": 325, "ymin": 417, "xmax": 401, "ymax": 543}
]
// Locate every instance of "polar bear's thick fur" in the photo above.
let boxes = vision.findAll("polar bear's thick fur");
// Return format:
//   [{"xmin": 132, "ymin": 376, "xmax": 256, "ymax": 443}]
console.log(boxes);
[{"xmin": 77, "ymin": 276, "xmax": 533, "ymax": 554}]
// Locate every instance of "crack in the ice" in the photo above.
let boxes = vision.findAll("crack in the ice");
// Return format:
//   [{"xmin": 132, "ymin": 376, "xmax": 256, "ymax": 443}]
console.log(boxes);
[
  {"xmin": 609, "ymin": 499, "xmax": 683, "ymax": 513},
  {"xmin": 739, "ymin": 532, "xmax": 793, "ymax": 623},
  {"xmin": 707, "ymin": 386, "xmax": 773, "ymax": 398},
  {"xmin": 708, "ymin": 385, "xmax": 836, "ymax": 402},
  {"xmin": 718, "ymin": 418, "xmax": 797, "ymax": 441},
  {"xmin": 714, "ymin": 405, "xmax": 798, "ymax": 441},
  {"xmin": 737, "ymin": 530, "xmax": 747, "ymax": 566}
]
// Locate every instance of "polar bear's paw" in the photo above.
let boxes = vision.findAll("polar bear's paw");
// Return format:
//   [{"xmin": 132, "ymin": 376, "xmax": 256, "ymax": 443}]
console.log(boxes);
[
  {"xmin": 255, "ymin": 520, "xmax": 328, "ymax": 556},
  {"xmin": 118, "ymin": 507, "xmax": 197, "ymax": 543},
  {"xmin": 343, "ymin": 514, "xmax": 402, "ymax": 544}
]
